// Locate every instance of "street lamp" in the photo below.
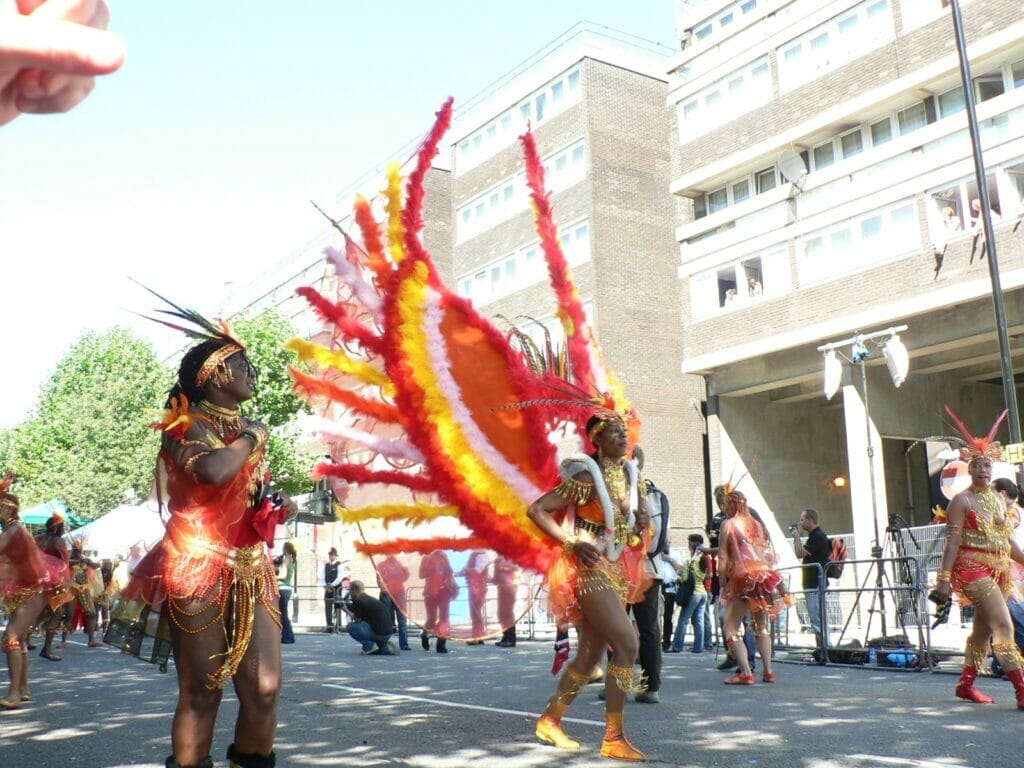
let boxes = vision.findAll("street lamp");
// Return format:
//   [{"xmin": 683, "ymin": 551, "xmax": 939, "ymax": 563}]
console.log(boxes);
[
  {"xmin": 948, "ymin": 0, "xmax": 1021, "ymax": 445},
  {"xmin": 818, "ymin": 325, "xmax": 908, "ymax": 638}
]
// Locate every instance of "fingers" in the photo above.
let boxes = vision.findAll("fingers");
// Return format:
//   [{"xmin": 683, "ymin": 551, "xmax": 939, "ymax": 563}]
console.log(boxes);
[{"xmin": 0, "ymin": 11, "xmax": 123, "ymax": 74}]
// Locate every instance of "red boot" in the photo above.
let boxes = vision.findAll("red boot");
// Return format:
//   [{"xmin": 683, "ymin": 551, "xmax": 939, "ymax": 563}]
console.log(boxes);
[
  {"xmin": 1005, "ymin": 668, "xmax": 1024, "ymax": 710},
  {"xmin": 955, "ymin": 667, "xmax": 994, "ymax": 704}
]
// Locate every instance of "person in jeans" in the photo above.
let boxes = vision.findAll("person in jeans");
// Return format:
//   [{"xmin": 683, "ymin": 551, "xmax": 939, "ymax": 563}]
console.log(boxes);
[
  {"xmin": 671, "ymin": 534, "xmax": 709, "ymax": 653},
  {"xmin": 792, "ymin": 508, "xmax": 830, "ymax": 663},
  {"xmin": 276, "ymin": 542, "xmax": 297, "ymax": 645},
  {"xmin": 343, "ymin": 581, "xmax": 398, "ymax": 655}
]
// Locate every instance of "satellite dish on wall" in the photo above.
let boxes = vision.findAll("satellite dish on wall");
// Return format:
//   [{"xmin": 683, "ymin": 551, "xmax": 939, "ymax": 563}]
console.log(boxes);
[{"xmin": 778, "ymin": 149, "xmax": 808, "ymax": 191}]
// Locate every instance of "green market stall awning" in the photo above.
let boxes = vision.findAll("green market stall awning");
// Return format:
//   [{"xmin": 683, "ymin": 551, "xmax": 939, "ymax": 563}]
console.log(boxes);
[{"xmin": 20, "ymin": 499, "xmax": 86, "ymax": 528}]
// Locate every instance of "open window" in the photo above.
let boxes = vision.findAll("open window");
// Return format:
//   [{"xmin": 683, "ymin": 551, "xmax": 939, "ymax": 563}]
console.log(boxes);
[
  {"xmin": 717, "ymin": 266, "xmax": 739, "ymax": 308},
  {"xmin": 741, "ymin": 257, "xmax": 763, "ymax": 299}
]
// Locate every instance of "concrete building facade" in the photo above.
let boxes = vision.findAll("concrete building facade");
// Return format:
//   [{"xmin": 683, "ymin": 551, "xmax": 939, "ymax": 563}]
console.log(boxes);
[{"xmin": 668, "ymin": 0, "xmax": 1024, "ymax": 560}]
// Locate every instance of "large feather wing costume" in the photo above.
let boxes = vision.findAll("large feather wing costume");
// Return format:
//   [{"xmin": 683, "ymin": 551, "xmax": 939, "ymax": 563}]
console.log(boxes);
[{"xmin": 290, "ymin": 99, "xmax": 634, "ymax": 581}]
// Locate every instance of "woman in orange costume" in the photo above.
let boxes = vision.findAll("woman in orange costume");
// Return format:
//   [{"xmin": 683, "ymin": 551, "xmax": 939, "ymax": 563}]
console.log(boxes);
[
  {"xmin": 0, "ymin": 474, "xmax": 68, "ymax": 709},
  {"xmin": 122, "ymin": 301, "xmax": 294, "ymax": 768},
  {"xmin": 935, "ymin": 408, "xmax": 1024, "ymax": 708},
  {"xmin": 419, "ymin": 549, "xmax": 455, "ymax": 652},
  {"xmin": 717, "ymin": 488, "xmax": 786, "ymax": 685},
  {"xmin": 459, "ymin": 549, "xmax": 489, "ymax": 642},
  {"xmin": 528, "ymin": 413, "xmax": 651, "ymax": 762}
]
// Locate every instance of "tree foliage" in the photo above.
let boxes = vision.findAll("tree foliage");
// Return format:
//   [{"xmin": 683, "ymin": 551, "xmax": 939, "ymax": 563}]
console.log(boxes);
[
  {"xmin": 232, "ymin": 309, "xmax": 315, "ymax": 495},
  {"xmin": 4, "ymin": 328, "xmax": 168, "ymax": 520}
]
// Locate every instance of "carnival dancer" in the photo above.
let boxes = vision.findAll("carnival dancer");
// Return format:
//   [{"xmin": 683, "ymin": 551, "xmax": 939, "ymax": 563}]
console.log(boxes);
[
  {"xmin": 67, "ymin": 540, "xmax": 103, "ymax": 647},
  {"xmin": 36, "ymin": 513, "xmax": 70, "ymax": 662},
  {"xmin": 935, "ymin": 408, "xmax": 1024, "ymax": 708},
  {"xmin": 717, "ymin": 488, "xmax": 789, "ymax": 685},
  {"xmin": 493, "ymin": 554, "xmax": 519, "ymax": 647},
  {"xmin": 528, "ymin": 413, "xmax": 652, "ymax": 761},
  {"xmin": 0, "ymin": 474, "xmax": 69, "ymax": 709},
  {"xmin": 458, "ymin": 549, "xmax": 490, "ymax": 643},
  {"xmin": 419, "ymin": 549, "xmax": 455, "ymax": 653},
  {"xmin": 118, "ymin": 295, "xmax": 295, "ymax": 768}
]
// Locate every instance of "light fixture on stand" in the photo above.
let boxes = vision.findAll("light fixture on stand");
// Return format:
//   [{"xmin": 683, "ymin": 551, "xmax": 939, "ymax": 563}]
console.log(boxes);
[{"xmin": 817, "ymin": 325, "xmax": 909, "ymax": 644}]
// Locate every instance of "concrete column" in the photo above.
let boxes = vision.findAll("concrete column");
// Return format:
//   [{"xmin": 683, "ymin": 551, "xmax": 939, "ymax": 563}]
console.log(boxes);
[{"xmin": 841, "ymin": 367, "xmax": 889, "ymax": 567}]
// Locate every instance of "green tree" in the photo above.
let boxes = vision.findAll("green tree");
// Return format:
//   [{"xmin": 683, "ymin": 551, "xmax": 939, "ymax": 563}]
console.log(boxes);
[
  {"xmin": 233, "ymin": 309, "xmax": 314, "ymax": 495},
  {"xmin": 9, "ymin": 327, "xmax": 168, "ymax": 519}
]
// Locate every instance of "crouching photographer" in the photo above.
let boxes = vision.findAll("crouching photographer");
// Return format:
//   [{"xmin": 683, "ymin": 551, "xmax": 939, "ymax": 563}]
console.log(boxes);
[{"xmin": 341, "ymin": 581, "xmax": 399, "ymax": 656}]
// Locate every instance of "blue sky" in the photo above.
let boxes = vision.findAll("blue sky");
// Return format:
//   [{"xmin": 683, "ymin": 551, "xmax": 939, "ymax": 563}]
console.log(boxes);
[{"xmin": 0, "ymin": 1, "xmax": 676, "ymax": 428}]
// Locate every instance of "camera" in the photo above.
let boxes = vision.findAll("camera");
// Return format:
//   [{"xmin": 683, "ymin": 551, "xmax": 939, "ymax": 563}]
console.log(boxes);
[{"xmin": 788, "ymin": 523, "xmax": 800, "ymax": 534}]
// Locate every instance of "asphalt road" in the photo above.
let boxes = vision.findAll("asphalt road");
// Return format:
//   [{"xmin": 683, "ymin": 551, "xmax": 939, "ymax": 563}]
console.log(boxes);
[{"xmin": 0, "ymin": 631, "xmax": 1020, "ymax": 768}]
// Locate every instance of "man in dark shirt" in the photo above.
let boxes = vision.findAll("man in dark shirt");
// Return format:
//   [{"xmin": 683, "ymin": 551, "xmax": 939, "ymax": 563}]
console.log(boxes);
[
  {"xmin": 793, "ymin": 508, "xmax": 830, "ymax": 663},
  {"xmin": 343, "ymin": 581, "xmax": 398, "ymax": 655}
]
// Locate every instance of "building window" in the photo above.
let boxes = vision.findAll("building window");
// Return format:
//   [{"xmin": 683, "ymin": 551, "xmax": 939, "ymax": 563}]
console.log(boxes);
[
  {"xmin": 937, "ymin": 86, "xmax": 965, "ymax": 118},
  {"xmin": 455, "ymin": 218, "xmax": 592, "ymax": 304},
  {"xmin": 976, "ymin": 75, "xmax": 1005, "ymax": 102},
  {"xmin": 708, "ymin": 188, "xmax": 728, "ymax": 214},
  {"xmin": 689, "ymin": 250, "xmax": 789, "ymax": 318},
  {"xmin": 695, "ymin": 24, "xmax": 713, "ymax": 40},
  {"xmin": 456, "ymin": 139, "xmax": 585, "ymax": 242},
  {"xmin": 455, "ymin": 67, "xmax": 582, "ymax": 175},
  {"xmin": 778, "ymin": 0, "xmax": 894, "ymax": 91},
  {"xmin": 798, "ymin": 199, "xmax": 920, "ymax": 284},
  {"xmin": 755, "ymin": 167, "xmax": 777, "ymax": 193},
  {"xmin": 840, "ymin": 129, "xmax": 864, "ymax": 158},
  {"xmin": 813, "ymin": 141, "xmax": 836, "ymax": 170},
  {"xmin": 929, "ymin": 173, "xmax": 1000, "ymax": 243},
  {"xmin": 897, "ymin": 101, "xmax": 930, "ymax": 135},
  {"xmin": 732, "ymin": 179, "xmax": 750, "ymax": 203},
  {"xmin": 741, "ymin": 0, "xmax": 757, "ymax": 12},
  {"xmin": 676, "ymin": 56, "xmax": 772, "ymax": 142},
  {"xmin": 1013, "ymin": 59, "xmax": 1024, "ymax": 88},
  {"xmin": 870, "ymin": 117, "xmax": 893, "ymax": 145}
]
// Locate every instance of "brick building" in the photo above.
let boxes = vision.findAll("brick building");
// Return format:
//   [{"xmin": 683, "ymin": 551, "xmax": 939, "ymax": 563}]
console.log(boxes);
[
  {"xmin": 448, "ymin": 23, "xmax": 707, "ymax": 538},
  {"xmin": 668, "ymin": 0, "xmax": 1024, "ymax": 558}
]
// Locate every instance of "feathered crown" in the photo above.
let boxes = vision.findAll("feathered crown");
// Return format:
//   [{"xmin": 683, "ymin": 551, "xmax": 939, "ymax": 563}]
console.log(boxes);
[
  {"xmin": 0, "ymin": 471, "xmax": 16, "ymax": 511},
  {"xmin": 132, "ymin": 281, "xmax": 247, "ymax": 387},
  {"xmin": 944, "ymin": 406, "xmax": 1008, "ymax": 462}
]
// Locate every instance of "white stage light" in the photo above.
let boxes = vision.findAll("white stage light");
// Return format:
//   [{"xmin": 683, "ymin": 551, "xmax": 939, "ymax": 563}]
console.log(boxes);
[
  {"xmin": 884, "ymin": 334, "xmax": 909, "ymax": 388},
  {"xmin": 823, "ymin": 349, "xmax": 842, "ymax": 400}
]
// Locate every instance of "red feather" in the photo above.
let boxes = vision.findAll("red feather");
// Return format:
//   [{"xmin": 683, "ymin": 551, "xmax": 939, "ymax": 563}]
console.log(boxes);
[
  {"xmin": 289, "ymin": 367, "xmax": 400, "ymax": 423},
  {"xmin": 313, "ymin": 462, "xmax": 434, "ymax": 492},
  {"xmin": 519, "ymin": 129, "xmax": 596, "ymax": 393},
  {"xmin": 295, "ymin": 287, "xmax": 383, "ymax": 355}
]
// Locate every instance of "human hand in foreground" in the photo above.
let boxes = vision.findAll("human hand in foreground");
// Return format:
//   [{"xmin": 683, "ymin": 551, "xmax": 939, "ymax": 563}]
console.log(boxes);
[{"xmin": 0, "ymin": 0, "xmax": 124, "ymax": 126}]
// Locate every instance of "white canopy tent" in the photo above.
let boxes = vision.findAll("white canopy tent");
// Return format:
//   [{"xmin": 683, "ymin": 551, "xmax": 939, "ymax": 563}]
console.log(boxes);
[{"xmin": 70, "ymin": 503, "xmax": 166, "ymax": 560}]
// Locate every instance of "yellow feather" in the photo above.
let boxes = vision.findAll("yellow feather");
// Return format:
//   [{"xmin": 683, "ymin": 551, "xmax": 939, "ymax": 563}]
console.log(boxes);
[{"xmin": 285, "ymin": 338, "xmax": 395, "ymax": 397}]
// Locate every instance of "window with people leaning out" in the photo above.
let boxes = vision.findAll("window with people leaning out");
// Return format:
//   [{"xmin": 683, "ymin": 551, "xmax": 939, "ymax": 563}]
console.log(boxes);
[
  {"xmin": 930, "ymin": 161, "xmax": 1024, "ymax": 256},
  {"xmin": 689, "ymin": 250, "xmax": 791, "ymax": 318}
]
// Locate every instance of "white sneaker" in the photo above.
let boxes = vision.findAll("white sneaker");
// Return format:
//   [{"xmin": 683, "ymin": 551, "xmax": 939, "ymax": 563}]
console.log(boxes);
[{"xmin": 384, "ymin": 640, "xmax": 400, "ymax": 655}]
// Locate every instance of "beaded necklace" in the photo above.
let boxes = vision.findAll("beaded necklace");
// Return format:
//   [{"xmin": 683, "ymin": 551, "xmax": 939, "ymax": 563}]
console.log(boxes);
[
  {"xmin": 197, "ymin": 400, "xmax": 243, "ymax": 436},
  {"xmin": 600, "ymin": 458, "xmax": 628, "ymax": 504}
]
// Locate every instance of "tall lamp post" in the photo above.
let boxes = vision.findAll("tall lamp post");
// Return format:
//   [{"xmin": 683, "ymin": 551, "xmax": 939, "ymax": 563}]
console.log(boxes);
[
  {"xmin": 818, "ymin": 326, "xmax": 909, "ymax": 638},
  {"xmin": 948, "ymin": 0, "xmax": 1021, "ymax": 445}
]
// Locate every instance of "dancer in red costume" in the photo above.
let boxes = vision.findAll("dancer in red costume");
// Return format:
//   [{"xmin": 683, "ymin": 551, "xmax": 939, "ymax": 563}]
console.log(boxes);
[
  {"xmin": 936, "ymin": 408, "xmax": 1024, "ymax": 708},
  {"xmin": 528, "ymin": 413, "xmax": 651, "ymax": 762},
  {"xmin": 717, "ymin": 488, "xmax": 788, "ymax": 685},
  {"xmin": 0, "ymin": 474, "xmax": 69, "ymax": 709},
  {"xmin": 459, "ymin": 549, "xmax": 489, "ymax": 642},
  {"xmin": 118, "ymin": 294, "xmax": 295, "ymax": 768}
]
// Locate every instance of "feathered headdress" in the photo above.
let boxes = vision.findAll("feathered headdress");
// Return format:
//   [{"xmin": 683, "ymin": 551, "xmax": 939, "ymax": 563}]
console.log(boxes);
[
  {"xmin": 0, "ymin": 471, "xmax": 16, "ymax": 512},
  {"xmin": 132, "ymin": 280, "xmax": 247, "ymax": 388},
  {"xmin": 944, "ymin": 406, "xmax": 1008, "ymax": 461}
]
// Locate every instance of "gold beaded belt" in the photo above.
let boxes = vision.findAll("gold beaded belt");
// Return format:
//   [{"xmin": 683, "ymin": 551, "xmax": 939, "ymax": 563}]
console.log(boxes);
[{"xmin": 575, "ymin": 517, "xmax": 605, "ymax": 537}]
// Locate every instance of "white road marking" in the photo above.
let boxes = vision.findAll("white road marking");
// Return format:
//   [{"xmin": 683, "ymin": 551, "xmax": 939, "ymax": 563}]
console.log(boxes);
[{"xmin": 322, "ymin": 683, "xmax": 604, "ymax": 726}]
